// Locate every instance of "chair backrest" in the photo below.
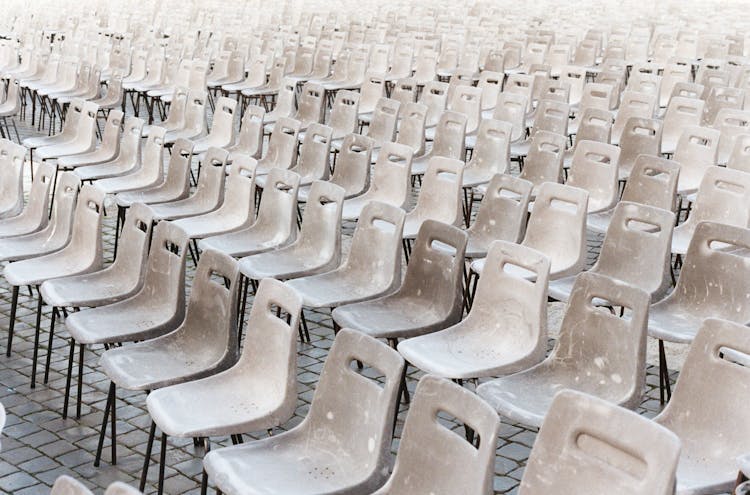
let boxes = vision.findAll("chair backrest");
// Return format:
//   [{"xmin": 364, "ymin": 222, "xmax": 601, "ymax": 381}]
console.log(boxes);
[
  {"xmin": 566, "ymin": 140, "xmax": 620, "ymax": 213},
  {"xmin": 399, "ymin": 220, "xmax": 467, "ymax": 324},
  {"xmin": 396, "ymin": 102, "xmax": 427, "ymax": 156},
  {"xmin": 430, "ymin": 110, "xmax": 467, "ymax": 160},
  {"xmin": 190, "ymin": 147, "xmax": 228, "ymax": 208},
  {"xmin": 612, "ymin": 91, "xmax": 656, "ymax": 142},
  {"xmin": 579, "ymin": 82, "xmax": 614, "ymax": 113},
  {"xmin": 618, "ymin": 117, "xmax": 663, "ymax": 173},
  {"xmin": 294, "ymin": 123, "xmax": 332, "ymax": 182},
  {"xmin": 98, "ymin": 109, "xmax": 124, "ymax": 157},
  {"xmin": 359, "ymin": 72, "xmax": 385, "ymax": 114},
  {"xmin": 117, "ymin": 116, "xmax": 144, "ymax": 163},
  {"xmin": 330, "ymin": 134, "xmax": 373, "ymax": 197},
  {"xmin": 655, "ymin": 318, "xmax": 750, "ymax": 481},
  {"xmin": 520, "ymin": 389, "xmax": 680, "ymax": 495},
  {"xmin": 235, "ymin": 105, "xmax": 265, "ymax": 160},
  {"xmin": 524, "ymin": 182, "xmax": 588, "ymax": 278},
  {"xmin": 413, "ymin": 51, "xmax": 437, "ymax": 83},
  {"xmin": 727, "ymin": 133, "xmax": 750, "ymax": 173},
  {"xmin": 0, "ymin": 140, "xmax": 26, "ymax": 217},
  {"xmin": 660, "ymin": 63, "xmax": 692, "ymax": 107},
  {"xmin": 704, "ymin": 86, "xmax": 744, "ymax": 124},
  {"xmin": 262, "ymin": 117, "xmax": 301, "ymax": 171},
  {"xmin": 673, "ymin": 125, "xmax": 720, "ymax": 191},
  {"xmin": 477, "ymin": 71, "xmax": 503, "ymax": 111},
  {"xmin": 594, "ymin": 202, "xmax": 675, "ymax": 299},
  {"xmin": 268, "ymin": 78, "xmax": 296, "ymax": 119},
  {"xmin": 375, "ymin": 375, "xmax": 500, "ymax": 495},
  {"xmin": 467, "ymin": 119, "xmax": 512, "ymax": 177},
  {"xmin": 662, "ymin": 96, "xmax": 704, "ymax": 147},
  {"xmin": 448, "ymin": 85, "xmax": 482, "ymax": 133},
  {"xmin": 713, "ymin": 108, "xmax": 750, "ymax": 164},
  {"xmin": 505, "ymin": 73, "xmax": 535, "ymax": 112},
  {"xmin": 17, "ymin": 161, "xmax": 55, "ymax": 230},
  {"xmin": 302, "ymin": 328, "xmax": 404, "ymax": 485},
  {"xmin": 367, "ymin": 97, "xmax": 400, "ymax": 145},
  {"xmin": 254, "ymin": 168, "xmax": 300, "ymax": 240},
  {"xmin": 162, "ymin": 87, "xmax": 189, "ymax": 129},
  {"xmin": 469, "ymin": 173, "xmax": 533, "ymax": 245},
  {"xmin": 180, "ymin": 248, "xmax": 241, "ymax": 369},
  {"xmin": 44, "ymin": 172, "xmax": 81, "ymax": 249},
  {"xmin": 520, "ymin": 130, "xmax": 566, "ymax": 187},
  {"xmin": 110, "ymin": 202, "xmax": 153, "ymax": 287},
  {"xmin": 50, "ymin": 475, "xmax": 94, "ymax": 495},
  {"xmin": 391, "ymin": 78, "xmax": 416, "ymax": 106},
  {"xmin": 409, "ymin": 157, "xmax": 464, "ymax": 227},
  {"xmin": 419, "ymin": 80, "xmax": 448, "ymax": 127},
  {"xmin": 182, "ymin": 90, "xmax": 207, "ymax": 134},
  {"xmin": 367, "ymin": 142, "xmax": 413, "ymax": 208},
  {"xmin": 492, "ymin": 91, "xmax": 528, "ymax": 142},
  {"xmin": 531, "ymin": 99, "xmax": 569, "ymax": 136},
  {"xmin": 538, "ymin": 78, "xmax": 571, "ymax": 105},
  {"xmin": 681, "ymin": 166, "xmax": 750, "ymax": 233},
  {"xmin": 209, "ymin": 97, "xmax": 237, "ymax": 142},
  {"xmin": 295, "ymin": 82, "xmax": 325, "ymax": 128},
  {"xmin": 295, "ymin": 181, "xmax": 345, "ymax": 265},
  {"xmin": 63, "ymin": 184, "xmax": 105, "ymax": 265},
  {"xmin": 138, "ymin": 126, "xmax": 167, "ymax": 186},
  {"xmin": 104, "ymin": 482, "xmax": 143, "ymax": 495},
  {"xmin": 329, "ymin": 90, "xmax": 359, "ymax": 138},
  {"xmin": 574, "ymin": 107, "xmax": 613, "ymax": 147},
  {"xmin": 621, "ymin": 155, "xmax": 680, "ymax": 211}
]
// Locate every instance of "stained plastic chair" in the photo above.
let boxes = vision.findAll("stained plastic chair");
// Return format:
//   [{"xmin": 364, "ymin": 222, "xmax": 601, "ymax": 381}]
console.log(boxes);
[
  {"xmin": 286, "ymin": 201, "xmax": 405, "ymax": 309},
  {"xmin": 403, "ymin": 157, "xmax": 464, "ymax": 238},
  {"xmin": 611, "ymin": 91, "xmax": 657, "ymax": 145},
  {"xmin": 227, "ymin": 105, "xmax": 264, "ymax": 163},
  {"xmin": 550, "ymin": 202, "xmax": 675, "ymax": 303},
  {"xmin": 618, "ymin": 117, "xmax": 663, "ymax": 180},
  {"xmin": 143, "ymin": 87, "xmax": 187, "ymax": 136},
  {"xmin": 192, "ymin": 96, "xmax": 237, "ymax": 154},
  {"xmin": 563, "ymin": 107, "xmax": 613, "ymax": 168},
  {"xmin": 164, "ymin": 90, "xmax": 207, "ymax": 143},
  {"xmin": 371, "ymin": 375, "xmax": 500, "ymax": 495},
  {"xmin": 518, "ymin": 389, "xmax": 680, "ymax": 495},
  {"xmin": 147, "ymin": 147, "xmax": 228, "ymax": 221},
  {"xmin": 704, "ymin": 86, "xmax": 744, "ymax": 125},
  {"xmin": 332, "ymin": 220, "xmax": 467, "ymax": 341},
  {"xmin": 35, "ymin": 101, "xmax": 99, "ymax": 162},
  {"xmin": 518, "ymin": 130, "xmax": 567, "ymax": 193},
  {"xmin": 100, "ymin": 249, "xmax": 240, "ymax": 493},
  {"xmin": 399, "ymin": 240, "xmax": 549, "ymax": 379},
  {"xmin": 492, "ymin": 92, "xmax": 528, "ymax": 143},
  {"xmin": 4, "ymin": 184, "xmax": 104, "ymax": 385},
  {"xmin": 728, "ymin": 134, "xmax": 750, "ymax": 173},
  {"xmin": 661, "ymin": 96, "xmax": 704, "ymax": 154},
  {"xmin": 477, "ymin": 271, "xmax": 650, "ymax": 427},
  {"xmin": 672, "ymin": 166, "xmax": 750, "ymax": 255},
  {"xmin": 588, "ymin": 155, "xmax": 679, "ymax": 234},
  {"xmin": 198, "ymin": 168, "xmax": 300, "ymax": 257},
  {"xmin": 418, "ymin": 80, "xmax": 449, "ymax": 128},
  {"xmin": 239, "ymin": 181, "xmax": 344, "ymax": 282},
  {"xmin": 713, "ymin": 109, "xmax": 750, "ymax": 166},
  {"xmin": 145, "ymin": 278, "xmax": 302, "ymax": 493},
  {"xmin": 203, "ymin": 328, "xmax": 405, "ymax": 495},
  {"xmin": 447, "ymin": 84, "xmax": 482, "ymax": 135},
  {"xmin": 565, "ymin": 140, "xmax": 620, "ymax": 213},
  {"xmin": 358, "ymin": 97, "xmax": 400, "ymax": 150},
  {"xmin": 341, "ymin": 142, "xmax": 413, "ymax": 221},
  {"xmin": 264, "ymin": 123, "xmax": 331, "ymax": 188},
  {"xmin": 292, "ymin": 82, "xmax": 325, "ymax": 130},
  {"xmin": 299, "ymin": 133, "xmax": 373, "ymax": 201},
  {"xmin": 255, "ymin": 117, "xmax": 301, "ymax": 175},
  {"xmin": 654, "ymin": 318, "xmax": 750, "ymax": 494},
  {"xmin": 390, "ymin": 102, "xmax": 427, "ymax": 161},
  {"xmin": 262, "ymin": 78, "xmax": 297, "ymax": 126},
  {"xmin": 96, "ymin": 127, "xmax": 168, "ymax": 195},
  {"xmin": 0, "ymin": 140, "xmax": 26, "ymax": 219},
  {"xmin": 75, "ymin": 116, "xmax": 144, "ymax": 181},
  {"xmin": 325, "ymin": 90, "xmax": 359, "ymax": 140},
  {"xmin": 465, "ymin": 174, "xmax": 532, "ymax": 258},
  {"xmin": 391, "ymin": 78, "xmax": 416, "ymax": 107},
  {"xmin": 672, "ymin": 125, "xmax": 720, "ymax": 195},
  {"xmin": 57, "ymin": 110, "xmax": 123, "ymax": 169},
  {"xmin": 471, "ymin": 182, "xmax": 588, "ymax": 281},
  {"xmin": 22, "ymin": 97, "xmax": 84, "ymax": 153},
  {"xmin": 462, "ymin": 119, "xmax": 512, "ymax": 188},
  {"xmin": 172, "ymin": 155, "xmax": 256, "ymax": 241},
  {"xmin": 411, "ymin": 111, "xmax": 466, "ymax": 176}
]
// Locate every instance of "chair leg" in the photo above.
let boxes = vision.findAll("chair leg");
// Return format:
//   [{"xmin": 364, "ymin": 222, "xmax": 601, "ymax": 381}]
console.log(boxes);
[
  {"xmin": 658, "ymin": 339, "xmax": 672, "ymax": 405},
  {"xmin": 44, "ymin": 307, "xmax": 58, "ymax": 384},
  {"xmin": 94, "ymin": 381, "xmax": 117, "ymax": 467},
  {"xmin": 200, "ymin": 437, "xmax": 211, "ymax": 495},
  {"xmin": 158, "ymin": 432, "xmax": 168, "ymax": 495},
  {"xmin": 31, "ymin": 288, "xmax": 44, "ymax": 388},
  {"xmin": 77, "ymin": 343, "xmax": 85, "ymax": 418},
  {"xmin": 63, "ymin": 338, "xmax": 75, "ymax": 419},
  {"xmin": 6, "ymin": 285, "xmax": 19, "ymax": 356},
  {"xmin": 300, "ymin": 310, "xmax": 311, "ymax": 343},
  {"xmin": 140, "ymin": 421, "xmax": 157, "ymax": 491}
]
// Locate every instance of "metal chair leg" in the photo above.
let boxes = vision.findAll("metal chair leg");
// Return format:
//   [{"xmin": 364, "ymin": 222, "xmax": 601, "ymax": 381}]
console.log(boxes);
[
  {"xmin": 94, "ymin": 381, "xmax": 117, "ymax": 467},
  {"xmin": 30, "ymin": 289, "xmax": 43, "ymax": 388},
  {"xmin": 140, "ymin": 421, "xmax": 157, "ymax": 491},
  {"xmin": 44, "ymin": 307, "xmax": 58, "ymax": 384},
  {"xmin": 63, "ymin": 338, "xmax": 75, "ymax": 419},
  {"xmin": 6, "ymin": 285, "xmax": 19, "ymax": 356}
]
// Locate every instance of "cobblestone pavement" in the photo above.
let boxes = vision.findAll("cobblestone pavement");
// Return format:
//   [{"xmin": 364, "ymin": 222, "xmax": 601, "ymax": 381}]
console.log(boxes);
[{"xmin": 0, "ymin": 113, "xmax": 686, "ymax": 494}]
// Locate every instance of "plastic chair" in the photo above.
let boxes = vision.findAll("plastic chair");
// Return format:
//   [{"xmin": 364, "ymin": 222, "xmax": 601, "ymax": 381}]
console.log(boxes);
[
  {"xmin": 565, "ymin": 140, "xmax": 620, "ymax": 213},
  {"xmin": 399, "ymin": 240, "xmax": 549, "ymax": 379},
  {"xmin": 332, "ymin": 220, "xmax": 467, "ymax": 341},
  {"xmin": 518, "ymin": 130, "xmax": 567, "ymax": 193},
  {"xmin": 371, "ymin": 375, "xmax": 500, "ymax": 495},
  {"xmin": 104, "ymin": 482, "xmax": 143, "ymax": 495},
  {"xmin": 75, "ymin": 116, "xmax": 144, "ymax": 182},
  {"xmin": 300, "ymin": 133, "xmax": 373, "ymax": 201},
  {"xmin": 326, "ymin": 90, "xmax": 359, "ymax": 140},
  {"xmin": 727, "ymin": 133, "xmax": 750, "ymax": 173},
  {"xmin": 341, "ymin": 142, "xmax": 413, "ymax": 221},
  {"xmin": 192, "ymin": 97, "xmax": 237, "ymax": 154},
  {"xmin": 511, "ymin": 99, "xmax": 569, "ymax": 158},
  {"xmin": 477, "ymin": 271, "xmax": 650, "ymax": 427},
  {"xmin": 654, "ymin": 318, "xmax": 750, "ymax": 494},
  {"xmin": 551, "ymin": 202, "xmax": 675, "ymax": 303},
  {"xmin": 611, "ymin": 91, "xmax": 657, "ymax": 145},
  {"xmin": 262, "ymin": 78, "xmax": 297, "ymax": 126},
  {"xmin": 418, "ymin": 80, "xmax": 448, "ymax": 128},
  {"xmin": 672, "ymin": 125, "xmax": 720, "ymax": 195},
  {"xmin": 292, "ymin": 82, "xmax": 325, "ymax": 130},
  {"xmin": 672, "ymin": 166, "xmax": 750, "ymax": 255},
  {"xmin": 101, "ymin": 249, "xmax": 240, "ymax": 493},
  {"xmin": 618, "ymin": 117, "xmax": 663, "ymax": 180},
  {"xmin": 403, "ymin": 157, "xmax": 464, "ymax": 238},
  {"xmin": 35, "ymin": 100, "xmax": 98, "ymax": 162},
  {"xmin": 286, "ymin": 201, "xmax": 405, "ymax": 309},
  {"xmin": 96, "ymin": 126, "xmax": 168, "ymax": 195},
  {"xmin": 50, "ymin": 475, "xmax": 94, "ymax": 495},
  {"xmin": 588, "ymin": 155, "xmax": 679, "ymax": 234},
  {"xmin": 266, "ymin": 123, "xmax": 331, "ymax": 188},
  {"xmin": 239, "ymin": 180, "xmax": 344, "ymax": 283},
  {"xmin": 492, "ymin": 92, "xmax": 528, "ymax": 143},
  {"xmin": 713, "ymin": 108, "xmax": 750, "ymax": 165},
  {"xmin": 471, "ymin": 182, "xmax": 588, "ymax": 281},
  {"xmin": 198, "ymin": 168, "xmax": 300, "ymax": 257},
  {"xmin": 255, "ymin": 117, "xmax": 301, "ymax": 175},
  {"xmin": 164, "ymin": 90, "xmax": 207, "ymax": 143},
  {"xmin": 203, "ymin": 328, "xmax": 405, "ymax": 495},
  {"xmin": 463, "ymin": 119, "xmax": 512, "ymax": 188},
  {"xmin": 145, "ymin": 278, "xmax": 302, "ymax": 492},
  {"xmin": 659, "ymin": 63, "xmax": 692, "ymax": 108},
  {"xmin": 519, "ymin": 390, "xmax": 680, "ymax": 495},
  {"xmin": 358, "ymin": 72, "xmax": 386, "ymax": 118},
  {"xmin": 57, "ymin": 110, "xmax": 123, "ymax": 169},
  {"xmin": 227, "ymin": 105, "xmax": 264, "ymax": 162},
  {"xmin": 661, "ymin": 96, "xmax": 704, "ymax": 154},
  {"xmin": 411, "ymin": 110, "xmax": 466, "ymax": 176},
  {"xmin": 0, "ymin": 140, "xmax": 26, "ymax": 219},
  {"xmin": 360, "ymin": 97, "xmax": 400, "ymax": 149},
  {"xmin": 147, "ymin": 147, "xmax": 228, "ymax": 221},
  {"xmin": 391, "ymin": 78, "xmax": 416, "ymax": 106}
]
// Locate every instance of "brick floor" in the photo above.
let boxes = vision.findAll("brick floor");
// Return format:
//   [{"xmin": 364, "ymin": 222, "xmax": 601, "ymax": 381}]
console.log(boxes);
[{"xmin": 0, "ymin": 104, "xmax": 687, "ymax": 494}]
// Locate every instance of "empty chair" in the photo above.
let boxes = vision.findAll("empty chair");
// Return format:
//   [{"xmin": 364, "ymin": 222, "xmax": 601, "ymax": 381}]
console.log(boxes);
[
  {"xmin": 359, "ymin": 97, "xmax": 401, "ymax": 149},
  {"xmin": 286, "ymin": 201, "xmax": 405, "ymax": 311},
  {"xmin": 463, "ymin": 119, "xmax": 512, "ymax": 187},
  {"xmin": 164, "ymin": 90, "xmax": 207, "ymax": 143},
  {"xmin": 292, "ymin": 82, "xmax": 325, "ymax": 130},
  {"xmin": 267, "ymin": 123, "xmax": 331, "ymax": 188},
  {"xmin": 588, "ymin": 155, "xmax": 679, "ymax": 234},
  {"xmin": 477, "ymin": 272, "xmax": 650, "ymax": 427},
  {"xmin": 465, "ymin": 174, "xmax": 532, "ymax": 258},
  {"xmin": 203, "ymin": 328, "xmax": 405, "ymax": 495},
  {"xmin": 518, "ymin": 131, "xmax": 567, "ymax": 193},
  {"xmin": 147, "ymin": 147, "xmax": 228, "ymax": 221},
  {"xmin": 255, "ymin": 117, "xmax": 301, "ymax": 175},
  {"xmin": 411, "ymin": 111, "xmax": 466, "ymax": 176},
  {"xmin": 227, "ymin": 105, "xmax": 265, "ymax": 162},
  {"xmin": 653, "ymin": 318, "xmax": 750, "ymax": 494},
  {"xmin": 239, "ymin": 181, "xmax": 344, "ymax": 281},
  {"xmin": 661, "ymin": 96, "xmax": 704, "ymax": 154},
  {"xmin": 75, "ymin": 116, "xmax": 144, "ymax": 182},
  {"xmin": 511, "ymin": 99, "xmax": 569, "ymax": 158},
  {"xmin": 95, "ymin": 127, "xmax": 168, "ymax": 195},
  {"xmin": 703, "ymin": 86, "xmax": 744, "ymax": 125},
  {"xmin": 403, "ymin": 157, "xmax": 463, "ymax": 239},
  {"xmin": 332, "ymin": 220, "xmax": 467, "ymax": 341},
  {"xmin": 611, "ymin": 91, "xmax": 656, "ymax": 144},
  {"xmin": 618, "ymin": 117, "xmax": 663, "ymax": 180},
  {"xmin": 565, "ymin": 140, "xmax": 620, "ymax": 213},
  {"xmin": 262, "ymin": 78, "xmax": 297, "ymax": 126},
  {"xmin": 492, "ymin": 91, "xmax": 528, "ymax": 144},
  {"xmin": 341, "ymin": 142, "xmax": 413, "ymax": 221},
  {"xmin": 301, "ymin": 133, "xmax": 373, "ymax": 201},
  {"xmin": 326, "ymin": 90, "xmax": 359, "ymax": 140},
  {"xmin": 713, "ymin": 109, "xmax": 750, "ymax": 166},
  {"xmin": 471, "ymin": 182, "xmax": 588, "ymax": 281},
  {"xmin": 370, "ymin": 375, "xmax": 500, "ymax": 495},
  {"xmin": 728, "ymin": 133, "xmax": 750, "ymax": 173},
  {"xmin": 0, "ymin": 140, "xmax": 26, "ymax": 219},
  {"xmin": 519, "ymin": 389, "xmax": 680, "ymax": 495},
  {"xmin": 192, "ymin": 97, "xmax": 237, "ymax": 154},
  {"xmin": 57, "ymin": 110, "xmax": 123, "ymax": 169},
  {"xmin": 399, "ymin": 241, "xmax": 549, "ymax": 379},
  {"xmin": 672, "ymin": 125, "xmax": 720, "ymax": 195},
  {"xmin": 672, "ymin": 166, "xmax": 750, "ymax": 255},
  {"xmin": 32, "ymin": 100, "xmax": 98, "ymax": 163},
  {"xmin": 448, "ymin": 84, "xmax": 482, "ymax": 135},
  {"xmin": 550, "ymin": 202, "xmax": 674, "ymax": 303},
  {"xmin": 563, "ymin": 107, "xmax": 613, "ymax": 168},
  {"xmin": 419, "ymin": 80, "xmax": 449, "ymax": 127},
  {"xmin": 357, "ymin": 72, "xmax": 386, "ymax": 119},
  {"xmin": 199, "ymin": 169, "xmax": 300, "ymax": 258}
]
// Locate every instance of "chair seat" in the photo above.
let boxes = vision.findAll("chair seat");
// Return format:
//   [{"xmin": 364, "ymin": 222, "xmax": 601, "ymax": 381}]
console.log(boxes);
[
  {"xmin": 115, "ymin": 186, "xmax": 182, "ymax": 207},
  {"xmin": 100, "ymin": 332, "xmax": 230, "ymax": 391},
  {"xmin": 198, "ymin": 228, "xmax": 290, "ymax": 258},
  {"xmin": 36, "ymin": 142, "xmax": 92, "ymax": 160},
  {"xmin": 147, "ymin": 372, "xmax": 287, "ymax": 438},
  {"xmin": 461, "ymin": 168, "xmax": 494, "ymax": 188},
  {"xmin": 95, "ymin": 174, "xmax": 162, "ymax": 195},
  {"xmin": 674, "ymin": 456, "xmax": 736, "ymax": 495},
  {"xmin": 4, "ymin": 255, "xmax": 100, "ymax": 287},
  {"xmin": 586, "ymin": 209, "xmax": 614, "ymax": 234},
  {"xmin": 204, "ymin": 436, "xmax": 379, "ymax": 495},
  {"xmin": 58, "ymin": 148, "xmax": 117, "ymax": 169},
  {"xmin": 148, "ymin": 201, "xmax": 218, "ymax": 222},
  {"xmin": 0, "ymin": 214, "xmax": 46, "ymax": 238},
  {"xmin": 75, "ymin": 161, "xmax": 137, "ymax": 181},
  {"xmin": 172, "ymin": 211, "xmax": 251, "ymax": 240},
  {"xmin": 40, "ymin": 269, "xmax": 139, "ymax": 308},
  {"xmin": 286, "ymin": 273, "xmax": 394, "ymax": 309},
  {"xmin": 239, "ymin": 248, "xmax": 332, "ymax": 281},
  {"xmin": 547, "ymin": 275, "xmax": 576, "ymax": 302},
  {"xmin": 647, "ymin": 302, "xmax": 707, "ymax": 344},
  {"xmin": 397, "ymin": 320, "xmax": 543, "ymax": 379},
  {"xmin": 332, "ymin": 296, "xmax": 453, "ymax": 339}
]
